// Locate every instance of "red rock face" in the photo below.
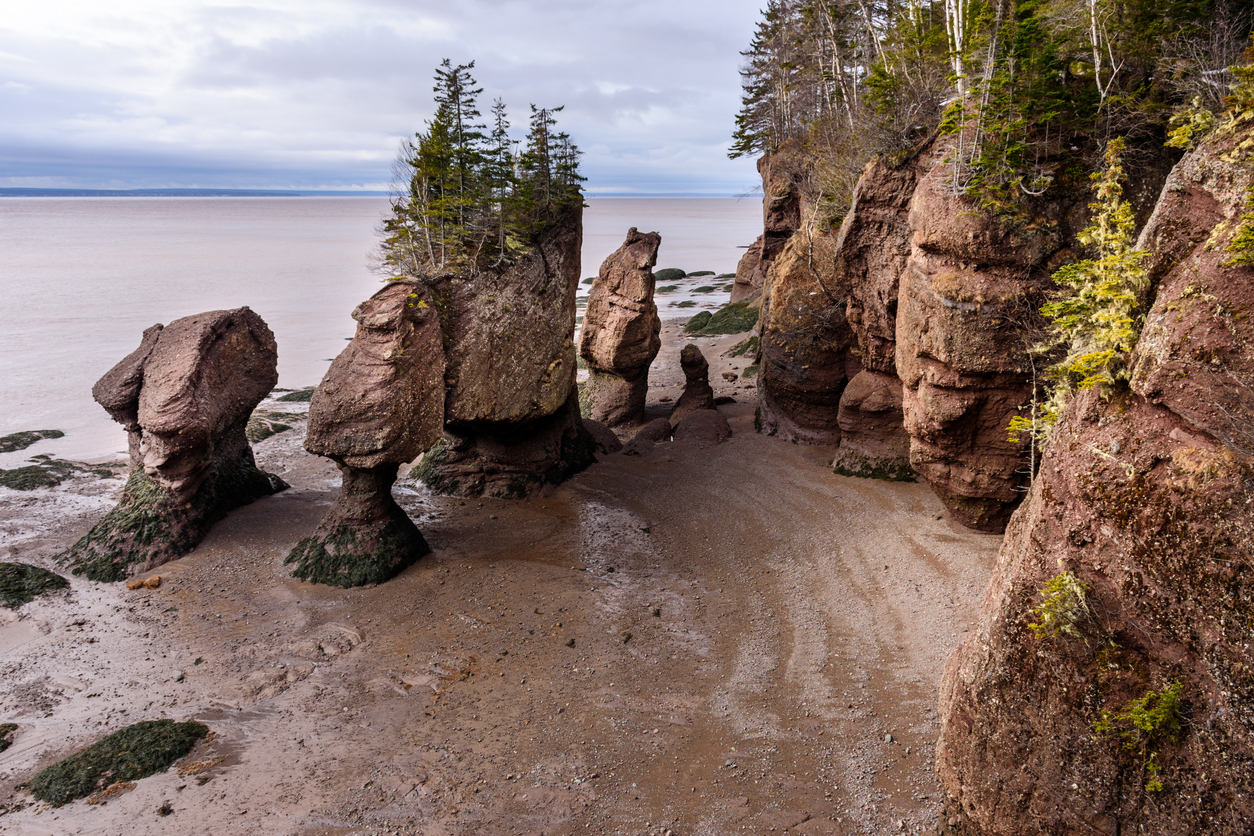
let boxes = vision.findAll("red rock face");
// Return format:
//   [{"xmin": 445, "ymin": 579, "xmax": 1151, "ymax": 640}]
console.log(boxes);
[
  {"xmin": 831, "ymin": 370, "xmax": 913, "ymax": 481},
  {"xmin": 756, "ymin": 230, "xmax": 858, "ymax": 444},
  {"xmin": 668, "ymin": 343, "xmax": 716, "ymax": 426},
  {"xmin": 896, "ymin": 142, "xmax": 1061, "ymax": 531},
  {"xmin": 579, "ymin": 227, "xmax": 662, "ymax": 427},
  {"xmin": 731, "ymin": 138, "xmax": 808, "ymax": 303},
  {"xmin": 937, "ymin": 116, "xmax": 1254, "ymax": 835}
]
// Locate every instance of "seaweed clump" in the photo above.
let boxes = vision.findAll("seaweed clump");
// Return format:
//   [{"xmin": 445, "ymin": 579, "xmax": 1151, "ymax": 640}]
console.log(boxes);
[
  {"xmin": 0, "ymin": 430, "xmax": 65, "ymax": 454},
  {"xmin": 29, "ymin": 720, "xmax": 209, "ymax": 807},
  {"xmin": 684, "ymin": 301, "xmax": 759, "ymax": 336},
  {"xmin": 0, "ymin": 562, "xmax": 70, "ymax": 608}
]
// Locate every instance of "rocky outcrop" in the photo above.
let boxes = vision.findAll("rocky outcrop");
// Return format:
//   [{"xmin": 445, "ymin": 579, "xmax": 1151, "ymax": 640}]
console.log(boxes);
[
  {"xmin": 895, "ymin": 141, "xmax": 1064, "ymax": 531},
  {"xmin": 578, "ymin": 228, "xmax": 662, "ymax": 427},
  {"xmin": 731, "ymin": 137, "xmax": 809, "ymax": 303},
  {"xmin": 831, "ymin": 370, "xmax": 913, "ymax": 481},
  {"xmin": 417, "ymin": 205, "xmax": 595, "ymax": 498},
  {"xmin": 672, "ymin": 409, "xmax": 731, "ymax": 447},
  {"xmin": 937, "ymin": 116, "xmax": 1254, "ymax": 835},
  {"xmin": 756, "ymin": 228, "xmax": 858, "ymax": 444},
  {"xmin": 669, "ymin": 344, "xmax": 715, "ymax": 426},
  {"xmin": 286, "ymin": 280, "xmax": 445, "ymax": 587},
  {"xmin": 60, "ymin": 308, "xmax": 286, "ymax": 582}
]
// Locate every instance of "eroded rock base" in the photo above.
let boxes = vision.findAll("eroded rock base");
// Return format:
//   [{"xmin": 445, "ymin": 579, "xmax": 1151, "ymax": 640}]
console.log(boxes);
[
  {"xmin": 287, "ymin": 465, "xmax": 428, "ymax": 588},
  {"xmin": 417, "ymin": 395, "xmax": 596, "ymax": 499},
  {"xmin": 59, "ymin": 446, "xmax": 285, "ymax": 582}
]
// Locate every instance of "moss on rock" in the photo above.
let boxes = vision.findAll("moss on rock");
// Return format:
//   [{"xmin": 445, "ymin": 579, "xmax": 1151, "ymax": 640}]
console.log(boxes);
[
  {"xmin": 0, "ymin": 430, "xmax": 65, "ymax": 454},
  {"xmin": 29, "ymin": 720, "xmax": 208, "ymax": 807},
  {"xmin": 0, "ymin": 562, "xmax": 70, "ymax": 608},
  {"xmin": 831, "ymin": 452, "xmax": 917, "ymax": 482},
  {"xmin": 654, "ymin": 268, "xmax": 686, "ymax": 282},
  {"xmin": 276, "ymin": 389, "xmax": 314, "ymax": 402},
  {"xmin": 286, "ymin": 518, "xmax": 428, "ymax": 589}
]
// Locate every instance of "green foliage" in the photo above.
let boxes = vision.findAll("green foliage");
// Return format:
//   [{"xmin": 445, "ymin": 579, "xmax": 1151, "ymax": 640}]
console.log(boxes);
[
  {"xmin": 1166, "ymin": 97, "xmax": 1217, "ymax": 149},
  {"xmin": 1028, "ymin": 571, "xmax": 1092, "ymax": 640},
  {"xmin": 1095, "ymin": 680, "xmax": 1185, "ymax": 791},
  {"xmin": 1224, "ymin": 185, "xmax": 1254, "ymax": 266},
  {"xmin": 380, "ymin": 60, "xmax": 583, "ymax": 278},
  {"xmin": 0, "ymin": 429, "xmax": 64, "ymax": 454},
  {"xmin": 30, "ymin": 720, "xmax": 209, "ymax": 807},
  {"xmin": 0, "ymin": 562, "xmax": 69, "ymax": 608}
]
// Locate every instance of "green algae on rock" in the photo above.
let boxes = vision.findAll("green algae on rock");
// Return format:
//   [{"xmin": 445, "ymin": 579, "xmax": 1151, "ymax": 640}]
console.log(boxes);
[
  {"xmin": 29, "ymin": 720, "xmax": 208, "ymax": 807},
  {"xmin": 0, "ymin": 429, "xmax": 65, "ymax": 454},
  {"xmin": 0, "ymin": 562, "xmax": 70, "ymax": 608}
]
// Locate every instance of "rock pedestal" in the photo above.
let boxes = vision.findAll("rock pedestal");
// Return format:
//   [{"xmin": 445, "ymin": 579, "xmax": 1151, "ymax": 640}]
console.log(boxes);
[
  {"xmin": 287, "ymin": 280, "xmax": 445, "ymax": 587},
  {"xmin": 669, "ymin": 344, "xmax": 715, "ymax": 426},
  {"xmin": 60, "ymin": 308, "xmax": 286, "ymax": 582},
  {"xmin": 418, "ymin": 204, "xmax": 595, "ymax": 498},
  {"xmin": 578, "ymin": 228, "xmax": 662, "ymax": 428}
]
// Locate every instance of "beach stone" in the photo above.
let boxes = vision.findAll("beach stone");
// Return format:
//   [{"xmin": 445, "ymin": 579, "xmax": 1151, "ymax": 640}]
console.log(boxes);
[
  {"xmin": 417, "ymin": 205, "xmax": 595, "ymax": 498},
  {"xmin": 634, "ymin": 417, "xmax": 674, "ymax": 444},
  {"xmin": 60, "ymin": 307, "xmax": 286, "ymax": 582},
  {"xmin": 669, "ymin": 344, "xmax": 716, "ymax": 426},
  {"xmin": 582, "ymin": 419, "xmax": 623, "ymax": 454},
  {"xmin": 578, "ymin": 228, "xmax": 662, "ymax": 428},
  {"xmin": 287, "ymin": 279, "xmax": 444, "ymax": 587},
  {"xmin": 672, "ymin": 409, "xmax": 731, "ymax": 447}
]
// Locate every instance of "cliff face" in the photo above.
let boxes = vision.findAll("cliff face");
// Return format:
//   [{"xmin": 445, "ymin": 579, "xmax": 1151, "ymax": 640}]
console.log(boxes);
[
  {"xmin": 732, "ymin": 137, "xmax": 808, "ymax": 303},
  {"xmin": 896, "ymin": 141, "xmax": 1065, "ymax": 531},
  {"xmin": 936, "ymin": 115, "xmax": 1254, "ymax": 835},
  {"xmin": 756, "ymin": 228, "xmax": 858, "ymax": 443}
]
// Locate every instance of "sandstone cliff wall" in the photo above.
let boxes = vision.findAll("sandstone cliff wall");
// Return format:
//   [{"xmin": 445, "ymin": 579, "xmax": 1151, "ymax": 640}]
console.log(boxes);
[{"xmin": 936, "ymin": 114, "xmax": 1254, "ymax": 835}]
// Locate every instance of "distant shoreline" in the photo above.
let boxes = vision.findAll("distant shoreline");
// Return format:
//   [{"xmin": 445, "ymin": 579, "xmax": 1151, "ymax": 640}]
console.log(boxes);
[{"xmin": 0, "ymin": 188, "xmax": 389, "ymax": 197}]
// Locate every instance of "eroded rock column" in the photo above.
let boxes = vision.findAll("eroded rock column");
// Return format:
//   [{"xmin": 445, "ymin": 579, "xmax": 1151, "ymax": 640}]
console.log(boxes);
[
  {"xmin": 578, "ymin": 228, "xmax": 662, "ymax": 428},
  {"xmin": 60, "ymin": 308, "xmax": 287, "ymax": 581},
  {"xmin": 287, "ymin": 280, "xmax": 445, "ymax": 587}
]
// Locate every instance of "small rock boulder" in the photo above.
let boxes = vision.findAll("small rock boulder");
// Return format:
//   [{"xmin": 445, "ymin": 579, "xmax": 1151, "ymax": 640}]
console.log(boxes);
[
  {"xmin": 287, "ymin": 280, "xmax": 445, "ymax": 587},
  {"xmin": 672, "ymin": 409, "xmax": 731, "ymax": 447},
  {"xmin": 669, "ymin": 344, "xmax": 716, "ymax": 426},
  {"xmin": 60, "ymin": 308, "xmax": 286, "ymax": 582},
  {"xmin": 579, "ymin": 228, "xmax": 662, "ymax": 427},
  {"xmin": 582, "ymin": 419, "xmax": 623, "ymax": 455}
]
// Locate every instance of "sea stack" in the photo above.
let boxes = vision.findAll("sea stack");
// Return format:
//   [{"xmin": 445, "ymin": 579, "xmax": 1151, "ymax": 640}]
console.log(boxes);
[
  {"xmin": 668, "ymin": 343, "xmax": 715, "ymax": 426},
  {"xmin": 60, "ymin": 307, "xmax": 286, "ymax": 582},
  {"xmin": 416, "ymin": 203, "xmax": 595, "ymax": 498},
  {"xmin": 578, "ymin": 227, "xmax": 662, "ymax": 428},
  {"xmin": 286, "ymin": 280, "xmax": 445, "ymax": 587}
]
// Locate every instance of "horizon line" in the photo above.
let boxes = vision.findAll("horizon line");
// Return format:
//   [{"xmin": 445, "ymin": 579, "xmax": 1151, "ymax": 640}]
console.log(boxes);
[{"xmin": 1, "ymin": 187, "xmax": 757, "ymax": 199}]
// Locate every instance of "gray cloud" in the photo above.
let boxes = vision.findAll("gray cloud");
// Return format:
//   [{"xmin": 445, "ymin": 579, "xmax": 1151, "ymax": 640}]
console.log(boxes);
[{"xmin": 0, "ymin": 0, "xmax": 762, "ymax": 193}]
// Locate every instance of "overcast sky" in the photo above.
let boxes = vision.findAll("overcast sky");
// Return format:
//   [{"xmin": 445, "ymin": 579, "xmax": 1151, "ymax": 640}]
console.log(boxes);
[{"xmin": 0, "ymin": 0, "xmax": 766, "ymax": 195}]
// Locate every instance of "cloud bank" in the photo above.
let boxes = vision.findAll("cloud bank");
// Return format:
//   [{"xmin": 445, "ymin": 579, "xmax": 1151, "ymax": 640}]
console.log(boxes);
[{"xmin": 0, "ymin": 0, "xmax": 764, "ymax": 194}]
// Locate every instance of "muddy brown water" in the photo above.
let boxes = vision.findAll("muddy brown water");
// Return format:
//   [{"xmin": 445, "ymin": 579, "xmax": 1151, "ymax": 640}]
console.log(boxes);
[{"xmin": 0, "ymin": 326, "xmax": 999, "ymax": 836}]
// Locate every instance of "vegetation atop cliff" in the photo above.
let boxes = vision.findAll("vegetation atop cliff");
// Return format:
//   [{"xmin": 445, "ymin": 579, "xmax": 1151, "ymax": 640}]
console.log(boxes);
[
  {"xmin": 733, "ymin": 0, "xmax": 1253, "ymax": 220},
  {"xmin": 379, "ymin": 60, "xmax": 584, "ymax": 278}
]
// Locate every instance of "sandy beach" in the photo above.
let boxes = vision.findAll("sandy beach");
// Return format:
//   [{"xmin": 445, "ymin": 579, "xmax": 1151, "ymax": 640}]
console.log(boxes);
[{"xmin": 0, "ymin": 319, "xmax": 1000, "ymax": 836}]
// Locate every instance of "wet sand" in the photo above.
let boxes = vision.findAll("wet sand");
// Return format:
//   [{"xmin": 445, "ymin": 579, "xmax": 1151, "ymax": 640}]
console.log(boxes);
[{"xmin": 0, "ymin": 320, "xmax": 999, "ymax": 836}]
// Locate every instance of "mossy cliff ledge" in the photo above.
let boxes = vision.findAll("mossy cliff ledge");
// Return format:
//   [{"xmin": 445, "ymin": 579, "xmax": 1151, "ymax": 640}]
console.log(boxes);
[
  {"xmin": 936, "ymin": 116, "xmax": 1254, "ymax": 836},
  {"xmin": 59, "ymin": 308, "xmax": 286, "ymax": 582},
  {"xmin": 578, "ymin": 227, "xmax": 662, "ymax": 429},
  {"xmin": 418, "ymin": 204, "xmax": 595, "ymax": 498},
  {"xmin": 287, "ymin": 280, "xmax": 445, "ymax": 587}
]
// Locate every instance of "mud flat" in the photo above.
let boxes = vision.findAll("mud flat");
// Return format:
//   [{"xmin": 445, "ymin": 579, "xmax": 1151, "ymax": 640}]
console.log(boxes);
[{"xmin": 0, "ymin": 319, "xmax": 998, "ymax": 836}]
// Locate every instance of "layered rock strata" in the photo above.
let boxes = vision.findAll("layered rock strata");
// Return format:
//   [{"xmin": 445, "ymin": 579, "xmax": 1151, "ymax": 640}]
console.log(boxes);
[
  {"xmin": 287, "ymin": 281, "xmax": 444, "ymax": 587},
  {"xmin": 756, "ymin": 229, "xmax": 858, "ymax": 444},
  {"xmin": 668, "ymin": 344, "xmax": 716, "ymax": 426},
  {"xmin": 418, "ymin": 205, "xmax": 595, "ymax": 497},
  {"xmin": 937, "ymin": 116, "xmax": 1254, "ymax": 835},
  {"xmin": 896, "ymin": 141, "xmax": 1063, "ymax": 530},
  {"xmin": 578, "ymin": 228, "xmax": 662, "ymax": 428},
  {"xmin": 60, "ymin": 308, "xmax": 286, "ymax": 582},
  {"xmin": 732, "ymin": 137, "xmax": 808, "ymax": 303},
  {"xmin": 831, "ymin": 370, "xmax": 913, "ymax": 481}
]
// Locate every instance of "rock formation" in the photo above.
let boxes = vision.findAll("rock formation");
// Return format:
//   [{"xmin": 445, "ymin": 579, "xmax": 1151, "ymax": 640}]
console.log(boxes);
[
  {"xmin": 578, "ymin": 228, "xmax": 662, "ymax": 428},
  {"xmin": 668, "ymin": 344, "xmax": 715, "ymax": 426},
  {"xmin": 672, "ymin": 409, "xmax": 731, "ymax": 447},
  {"xmin": 417, "ymin": 205, "xmax": 595, "ymax": 498},
  {"xmin": 831, "ymin": 370, "xmax": 913, "ymax": 481},
  {"xmin": 756, "ymin": 227, "xmax": 858, "ymax": 444},
  {"xmin": 286, "ymin": 280, "xmax": 445, "ymax": 587},
  {"xmin": 937, "ymin": 116, "xmax": 1254, "ymax": 834},
  {"xmin": 732, "ymin": 137, "xmax": 808, "ymax": 303},
  {"xmin": 60, "ymin": 308, "xmax": 286, "ymax": 582},
  {"xmin": 895, "ymin": 140, "xmax": 1064, "ymax": 530}
]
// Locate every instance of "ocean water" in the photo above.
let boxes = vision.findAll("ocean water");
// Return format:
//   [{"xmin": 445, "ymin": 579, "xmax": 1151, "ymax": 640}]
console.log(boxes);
[{"xmin": 0, "ymin": 196, "xmax": 761, "ymax": 464}]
